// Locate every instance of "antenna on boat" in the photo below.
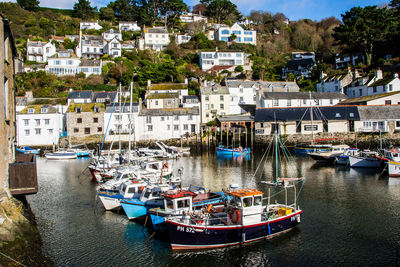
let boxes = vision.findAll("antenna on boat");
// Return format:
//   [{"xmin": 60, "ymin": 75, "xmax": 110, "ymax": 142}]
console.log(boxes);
[
  {"xmin": 309, "ymin": 91, "xmax": 314, "ymax": 146},
  {"xmin": 128, "ymin": 81, "xmax": 133, "ymax": 163}
]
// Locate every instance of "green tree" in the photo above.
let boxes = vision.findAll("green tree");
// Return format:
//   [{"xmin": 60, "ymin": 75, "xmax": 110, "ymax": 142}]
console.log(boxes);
[
  {"xmin": 17, "ymin": 0, "xmax": 39, "ymax": 11},
  {"xmin": 333, "ymin": 6, "xmax": 397, "ymax": 65},
  {"xmin": 73, "ymin": 0, "xmax": 97, "ymax": 20},
  {"xmin": 204, "ymin": 0, "xmax": 241, "ymax": 24},
  {"xmin": 99, "ymin": 7, "xmax": 115, "ymax": 21}
]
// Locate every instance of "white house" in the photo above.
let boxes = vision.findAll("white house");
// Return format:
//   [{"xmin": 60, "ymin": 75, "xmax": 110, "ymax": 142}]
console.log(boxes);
[
  {"xmin": 78, "ymin": 59, "xmax": 102, "ymax": 77},
  {"xmin": 139, "ymin": 27, "xmax": 170, "ymax": 51},
  {"xmin": 182, "ymin": 95, "xmax": 200, "ymax": 109},
  {"xmin": 257, "ymin": 91, "xmax": 348, "ymax": 108},
  {"xmin": 175, "ymin": 34, "xmax": 191, "ymax": 45},
  {"xmin": 316, "ymin": 69, "xmax": 354, "ymax": 94},
  {"xmin": 146, "ymin": 81, "xmax": 189, "ymax": 106},
  {"xmin": 119, "ymin": 21, "xmax": 141, "ymax": 32},
  {"xmin": 334, "ymin": 53, "xmax": 365, "ymax": 69},
  {"xmin": 200, "ymin": 84, "xmax": 230, "ymax": 124},
  {"xmin": 104, "ymin": 102, "xmax": 140, "ymax": 142},
  {"xmin": 45, "ymin": 49, "xmax": 81, "ymax": 76},
  {"xmin": 102, "ymin": 29, "xmax": 122, "ymax": 41},
  {"xmin": 346, "ymin": 70, "xmax": 400, "ymax": 98},
  {"xmin": 215, "ymin": 23, "xmax": 256, "ymax": 45},
  {"xmin": 77, "ymin": 35, "xmax": 105, "ymax": 59},
  {"xmin": 356, "ymin": 105, "xmax": 400, "ymax": 133},
  {"xmin": 180, "ymin": 12, "xmax": 208, "ymax": 23},
  {"xmin": 26, "ymin": 39, "xmax": 56, "ymax": 63},
  {"xmin": 339, "ymin": 91, "xmax": 400, "ymax": 106},
  {"xmin": 136, "ymin": 108, "xmax": 200, "ymax": 141},
  {"xmin": 146, "ymin": 93, "xmax": 180, "ymax": 109},
  {"xmin": 199, "ymin": 50, "xmax": 248, "ymax": 71},
  {"xmin": 17, "ymin": 105, "xmax": 64, "ymax": 146},
  {"xmin": 282, "ymin": 51, "xmax": 316, "ymax": 79},
  {"xmin": 121, "ymin": 41, "xmax": 136, "ymax": 51},
  {"xmin": 80, "ymin": 21, "xmax": 103, "ymax": 31},
  {"xmin": 225, "ymin": 80, "xmax": 263, "ymax": 115},
  {"xmin": 67, "ymin": 90, "xmax": 93, "ymax": 106},
  {"xmin": 104, "ymin": 38, "xmax": 122, "ymax": 58}
]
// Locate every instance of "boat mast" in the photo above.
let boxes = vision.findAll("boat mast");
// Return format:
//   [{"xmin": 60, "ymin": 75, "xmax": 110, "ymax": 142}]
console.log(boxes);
[
  {"xmin": 274, "ymin": 112, "xmax": 279, "ymax": 183},
  {"xmin": 128, "ymin": 81, "xmax": 133, "ymax": 163},
  {"xmin": 309, "ymin": 91, "xmax": 314, "ymax": 146},
  {"xmin": 118, "ymin": 83, "xmax": 122, "ymax": 154}
]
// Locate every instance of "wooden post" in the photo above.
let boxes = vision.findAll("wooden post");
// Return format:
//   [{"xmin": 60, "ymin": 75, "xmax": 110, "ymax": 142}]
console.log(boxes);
[
  {"xmin": 233, "ymin": 127, "xmax": 235, "ymax": 148},
  {"xmin": 251, "ymin": 123, "xmax": 254, "ymax": 149},
  {"xmin": 226, "ymin": 126, "xmax": 229, "ymax": 147},
  {"xmin": 245, "ymin": 126, "xmax": 248, "ymax": 148},
  {"xmin": 220, "ymin": 125, "xmax": 223, "ymax": 146},
  {"xmin": 239, "ymin": 127, "xmax": 241, "ymax": 147}
]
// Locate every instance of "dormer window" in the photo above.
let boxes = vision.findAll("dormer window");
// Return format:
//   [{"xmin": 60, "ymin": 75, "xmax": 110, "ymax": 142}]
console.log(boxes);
[
  {"xmin": 75, "ymin": 107, "xmax": 81, "ymax": 113},
  {"xmin": 41, "ymin": 107, "xmax": 48, "ymax": 113},
  {"xmin": 335, "ymin": 113, "xmax": 341, "ymax": 118},
  {"xmin": 94, "ymin": 107, "xmax": 100, "ymax": 113},
  {"xmin": 28, "ymin": 108, "xmax": 35, "ymax": 114},
  {"xmin": 349, "ymin": 113, "xmax": 354, "ymax": 118}
]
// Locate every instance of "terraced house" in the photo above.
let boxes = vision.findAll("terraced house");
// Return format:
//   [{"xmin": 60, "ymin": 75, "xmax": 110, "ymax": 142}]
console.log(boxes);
[{"xmin": 66, "ymin": 103, "xmax": 105, "ymax": 139}]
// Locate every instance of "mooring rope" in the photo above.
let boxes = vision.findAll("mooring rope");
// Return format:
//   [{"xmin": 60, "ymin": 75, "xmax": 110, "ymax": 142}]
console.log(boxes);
[{"xmin": 0, "ymin": 251, "xmax": 28, "ymax": 267}]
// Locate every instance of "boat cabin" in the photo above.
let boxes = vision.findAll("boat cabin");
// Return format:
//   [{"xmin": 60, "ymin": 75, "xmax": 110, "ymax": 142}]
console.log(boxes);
[
  {"xmin": 229, "ymin": 189, "xmax": 264, "ymax": 225},
  {"xmin": 162, "ymin": 190, "xmax": 197, "ymax": 214},
  {"xmin": 331, "ymin": 145, "xmax": 350, "ymax": 152},
  {"xmin": 140, "ymin": 184, "xmax": 171, "ymax": 204},
  {"xmin": 359, "ymin": 150, "xmax": 378, "ymax": 158},
  {"xmin": 383, "ymin": 148, "xmax": 400, "ymax": 162},
  {"xmin": 119, "ymin": 181, "xmax": 147, "ymax": 199}
]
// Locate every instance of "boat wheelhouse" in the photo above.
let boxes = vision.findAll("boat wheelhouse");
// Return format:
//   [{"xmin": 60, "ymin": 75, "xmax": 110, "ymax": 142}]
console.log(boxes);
[
  {"xmin": 307, "ymin": 144, "xmax": 350, "ymax": 163},
  {"xmin": 349, "ymin": 150, "xmax": 380, "ymax": 168},
  {"xmin": 379, "ymin": 148, "xmax": 400, "ymax": 177}
]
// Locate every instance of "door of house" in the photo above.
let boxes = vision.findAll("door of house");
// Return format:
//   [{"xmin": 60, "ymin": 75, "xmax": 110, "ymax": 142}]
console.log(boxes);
[
  {"xmin": 191, "ymin": 124, "xmax": 196, "ymax": 133},
  {"xmin": 323, "ymin": 120, "xmax": 328, "ymax": 132},
  {"xmin": 349, "ymin": 120, "xmax": 354, "ymax": 132}
]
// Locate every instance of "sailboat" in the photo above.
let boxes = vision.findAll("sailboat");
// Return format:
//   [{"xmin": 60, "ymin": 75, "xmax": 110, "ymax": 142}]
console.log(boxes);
[{"xmin": 164, "ymin": 129, "xmax": 305, "ymax": 250}]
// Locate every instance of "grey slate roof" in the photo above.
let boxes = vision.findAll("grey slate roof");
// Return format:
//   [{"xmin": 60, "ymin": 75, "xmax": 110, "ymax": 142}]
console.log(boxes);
[
  {"xmin": 105, "ymin": 102, "xmax": 139, "ymax": 113},
  {"xmin": 139, "ymin": 108, "xmax": 199, "ymax": 116},
  {"xmin": 262, "ymin": 92, "xmax": 348, "ymax": 100},
  {"xmin": 146, "ymin": 27, "xmax": 168, "ymax": 34},
  {"xmin": 286, "ymin": 58, "xmax": 315, "ymax": 67},
  {"xmin": 68, "ymin": 90, "xmax": 93, "ymax": 99},
  {"xmin": 15, "ymin": 97, "xmax": 27, "ymax": 106},
  {"xmin": 183, "ymin": 95, "xmax": 199, "ymax": 102},
  {"xmin": 27, "ymin": 41, "xmax": 46, "ymax": 47},
  {"xmin": 255, "ymin": 106, "xmax": 360, "ymax": 122},
  {"xmin": 218, "ymin": 115, "xmax": 254, "ymax": 122},
  {"xmin": 358, "ymin": 105, "xmax": 400, "ymax": 120},
  {"xmin": 92, "ymin": 91, "xmax": 117, "ymax": 102},
  {"xmin": 226, "ymin": 80, "xmax": 300, "ymax": 92},
  {"xmin": 201, "ymin": 86, "xmax": 229, "ymax": 95},
  {"xmin": 79, "ymin": 59, "xmax": 101, "ymax": 67}
]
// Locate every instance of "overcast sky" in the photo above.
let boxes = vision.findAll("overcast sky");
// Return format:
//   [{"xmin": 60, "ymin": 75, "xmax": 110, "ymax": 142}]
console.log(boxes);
[{"xmin": 3, "ymin": 0, "xmax": 388, "ymax": 21}]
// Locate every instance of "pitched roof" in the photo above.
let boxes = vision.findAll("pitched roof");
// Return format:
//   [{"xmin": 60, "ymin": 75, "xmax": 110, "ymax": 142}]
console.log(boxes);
[
  {"xmin": 19, "ymin": 105, "xmax": 58, "ymax": 114},
  {"xmin": 217, "ymin": 115, "xmax": 254, "ymax": 122},
  {"xmin": 358, "ymin": 105, "xmax": 400, "ymax": 120},
  {"xmin": 369, "ymin": 77, "xmax": 395, "ymax": 87},
  {"xmin": 255, "ymin": 106, "xmax": 360, "ymax": 122},
  {"xmin": 145, "ymin": 27, "xmax": 168, "ymax": 34},
  {"xmin": 15, "ymin": 97, "xmax": 27, "ymax": 106},
  {"xmin": 183, "ymin": 95, "xmax": 199, "ymax": 102},
  {"xmin": 286, "ymin": 58, "xmax": 315, "ymax": 67},
  {"xmin": 105, "ymin": 102, "xmax": 139, "ymax": 113},
  {"xmin": 207, "ymin": 65, "xmax": 233, "ymax": 72},
  {"xmin": 200, "ymin": 85, "xmax": 229, "ymax": 95},
  {"xmin": 262, "ymin": 92, "xmax": 348, "ymax": 100},
  {"xmin": 67, "ymin": 103, "xmax": 105, "ymax": 112},
  {"xmin": 68, "ymin": 90, "xmax": 93, "ymax": 99},
  {"xmin": 148, "ymin": 83, "xmax": 188, "ymax": 90},
  {"xmin": 92, "ymin": 91, "xmax": 117, "ymax": 102},
  {"xmin": 79, "ymin": 59, "xmax": 101, "ymax": 67},
  {"xmin": 146, "ymin": 93, "xmax": 179, "ymax": 99},
  {"xmin": 339, "ymin": 91, "xmax": 400, "ymax": 105},
  {"xmin": 226, "ymin": 80, "xmax": 300, "ymax": 92},
  {"xmin": 139, "ymin": 108, "xmax": 199, "ymax": 116}
]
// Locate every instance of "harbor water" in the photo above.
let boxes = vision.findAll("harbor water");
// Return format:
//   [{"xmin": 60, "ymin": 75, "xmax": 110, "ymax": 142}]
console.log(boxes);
[{"xmin": 27, "ymin": 152, "xmax": 400, "ymax": 266}]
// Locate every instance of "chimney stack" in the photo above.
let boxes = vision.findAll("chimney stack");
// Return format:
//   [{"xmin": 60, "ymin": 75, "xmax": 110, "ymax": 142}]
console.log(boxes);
[
  {"xmin": 184, "ymin": 78, "xmax": 188, "ymax": 84},
  {"xmin": 147, "ymin": 79, "xmax": 151, "ymax": 86}
]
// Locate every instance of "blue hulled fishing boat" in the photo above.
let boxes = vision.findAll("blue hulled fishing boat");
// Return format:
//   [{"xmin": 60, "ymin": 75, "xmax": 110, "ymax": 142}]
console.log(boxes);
[{"xmin": 216, "ymin": 145, "xmax": 250, "ymax": 156}]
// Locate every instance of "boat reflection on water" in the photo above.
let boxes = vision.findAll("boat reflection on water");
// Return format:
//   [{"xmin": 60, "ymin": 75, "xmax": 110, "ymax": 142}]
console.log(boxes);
[
  {"xmin": 216, "ymin": 154, "xmax": 251, "ymax": 163},
  {"xmin": 388, "ymin": 177, "xmax": 400, "ymax": 186}
]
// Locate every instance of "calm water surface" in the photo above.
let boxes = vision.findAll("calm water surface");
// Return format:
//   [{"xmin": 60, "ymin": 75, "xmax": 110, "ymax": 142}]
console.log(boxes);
[{"xmin": 27, "ymin": 152, "xmax": 400, "ymax": 266}]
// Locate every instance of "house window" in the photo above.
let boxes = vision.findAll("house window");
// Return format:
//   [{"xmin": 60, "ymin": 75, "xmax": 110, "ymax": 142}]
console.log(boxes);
[
  {"xmin": 389, "ymin": 84, "xmax": 393, "ymax": 91},
  {"xmin": 44, "ymin": 119, "xmax": 50, "ymax": 125},
  {"xmin": 184, "ymin": 124, "xmax": 188, "ymax": 130},
  {"xmin": 28, "ymin": 108, "xmax": 35, "ymax": 114},
  {"xmin": 373, "ymin": 86, "xmax": 377, "ymax": 93},
  {"xmin": 115, "ymin": 115, "xmax": 121, "ymax": 121},
  {"xmin": 35, "ymin": 128, "xmax": 41, "ymax": 135},
  {"xmin": 146, "ymin": 116, "xmax": 152, "ymax": 123},
  {"xmin": 77, "ymin": 118, "xmax": 82, "ymax": 123},
  {"xmin": 161, "ymin": 116, "xmax": 165, "ymax": 121},
  {"xmin": 303, "ymin": 99, "xmax": 307, "ymax": 105},
  {"xmin": 94, "ymin": 107, "xmax": 100, "ymax": 113},
  {"xmin": 273, "ymin": 99, "xmax": 279, "ymax": 106},
  {"xmin": 97, "ymin": 127, "xmax": 102, "ymax": 132},
  {"xmin": 287, "ymin": 99, "xmax": 291, "ymax": 107},
  {"xmin": 396, "ymin": 121, "xmax": 400, "ymax": 128},
  {"xmin": 335, "ymin": 113, "xmax": 341, "ymax": 118},
  {"xmin": 41, "ymin": 108, "xmax": 48, "ymax": 113},
  {"xmin": 205, "ymin": 96, "xmax": 209, "ymax": 101},
  {"xmin": 93, "ymin": 117, "xmax": 98, "ymax": 123},
  {"xmin": 76, "ymin": 107, "xmax": 81, "ymax": 113},
  {"xmin": 24, "ymin": 129, "xmax": 30, "ymax": 135},
  {"xmin": 206, "ymin": 113, "xmax": 209, "ymax": 118},
  {"xmin": 220, "ymin": 95, "xmax": 224, "ymax": 101},
  {"xmin": 174, "ymin": 115, "xmax": 179, "ymax": 121},
  {"xmin": 74, "ymin": 128, "xmax": 79, "ymax": 133},
  {"xmin": 385, "ymin": 100, "xmax": 392, "ymax": 105},
  {"xmin": 167, "ymin": 125, "xmax": 170, "ymax": 130},
  {"xmin": 174, "ymin": 125, "xmax": 179, "ymax": 131},
  {"xmin": 220, "ymin": 104, "xmax": 224, "ymax": 109},
  {"xmin": 349, "ymin": 113, "xmax": 354, "ymax": 118},
  {"xmin": 35, "ymin": 119, "xmax": 40, "ymax": 126},
  {"xmin": 23, "ymin": 119, "xmax": 29, "ymax": 125},
  {"xmin": 206, "ymin": 104, "xmax": 209, "ymax": 110},
  {"xmin": 330, "ymin": 99, "xmax": 333, "ymax": 105},
  {"xmin": 155, "ymin": 100, "xmax": 159, "ymax": 105},
  {"xmin": 188, "ymin": 115, "xmax": 193, "ymax": 120},
  {"xmin": 47, "ymin": 129, "xmax": 53, "ymax": 134},
  {"xmin": 314, "ymin": 99, "xmax": 320, "ymax": 105},
  {"xmin": 147, "ymin": 125, "xmax": 153, "ymax": 131},
  {"xmin": 84, "ymin": 128, "xmax": 90, "ymax": 134},
  {"xmin": 240, "ymin": 96, "xmax": 244, "ymax": 102}
]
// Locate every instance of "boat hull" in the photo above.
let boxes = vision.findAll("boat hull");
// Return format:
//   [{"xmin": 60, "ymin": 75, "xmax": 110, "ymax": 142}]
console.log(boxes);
[
  {"xmin": 388, "ymin": 161, "xmax": 400, "ymax": 177},
  {"xmin": 294, "ymin": 146, "xmax": 330, "ymax": 155},
  {"xmin": 165, "ymin": 211, "xmax": 302, "ymax": 251},
  {"xmin": 216, "ymin": 147, "xmax": 250, "ymax": 156},
  {"xmin": 45, "ymin": 152, "xmax": 77, "ymax": 160},
  {"xmin": 307, "ymin": 153, "xmax": 335, "ymax": 163},
  {"xmin": 98, "ymin": 194, "xmax": 123, "ymax": 210},
  {"xmin": 120, "ymin": 199, "xmax": 163, "ymax": 220},
  {"xmin": 349, "ymin": 156, "xmax": 381, "ymax": 168},
  {"xmin": 335, "ymin": 155, "xmax": 349, "ymax": 165}
]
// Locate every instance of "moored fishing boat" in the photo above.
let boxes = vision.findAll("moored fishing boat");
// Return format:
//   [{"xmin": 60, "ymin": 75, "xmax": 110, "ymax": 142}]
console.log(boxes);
[
  {"xmin": 348, "ymin": 150, "xmax": 380, "ymax": 168},
  {"xmin": 164, "ymin": 130, "xmax": 305, "ymax": 251},
  {"xmin": 307, "ymin": 144, "xmax": 350, "ymax": 163},
  {"xmin": 216, "ymin": 145, "xmax": 250, "ymax": 156},
  {"xmin": 16, "ymin": 146, "xmax": 40, "ymax": 155},
  {"xmin": 378, "ymin": 148, "xmax": 400, "ymax": 177},
  {"xmin": 45, "ymin": 150, "xmax": 77, "ymax": 160}
]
